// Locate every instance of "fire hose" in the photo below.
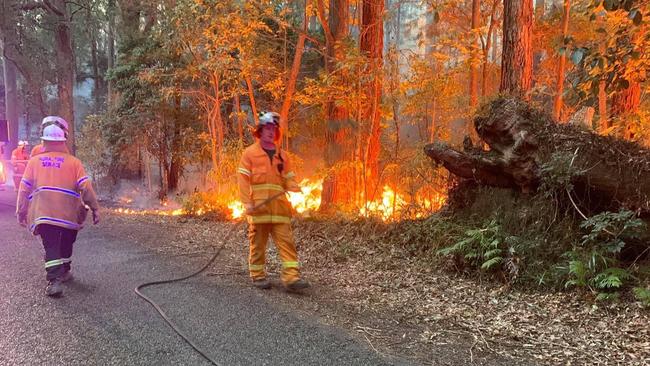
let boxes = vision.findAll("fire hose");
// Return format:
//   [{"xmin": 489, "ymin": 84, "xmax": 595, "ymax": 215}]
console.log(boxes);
[{"xmin": 134, "ymin": 190, "xmax": 288, "ymax": 366}]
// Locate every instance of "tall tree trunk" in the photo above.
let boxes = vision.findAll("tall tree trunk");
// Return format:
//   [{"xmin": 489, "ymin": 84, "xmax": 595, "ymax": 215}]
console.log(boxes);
[
  {"xmin": 430, "ymin": 98, "xmax": 437, "ymax": 143},
  {"xmin": 500, "ymin": 0, "xmax": 533, "ymax": 100},
  {"xmin": 51, "ymin": 0, "xmax": 76, "ymax": 152},
  {"xmin": 599, "ymin": 79, "xmax": 608, "ymax": 129},
  {"xmin": 469, "ymin": 0, "xmax": 480, "ymax": 107},
  {"xmin": 119, "ymin": 0, "xmax": 141, "ymax": 42},
  {"xmin": 318, "ymin": 0, "xmax": 351, "ymax": 209},
  {"xmin": 245, "ymin": 76, "xmax": 259, "ymax": 125},
  {"xmin": 2, "ymin": 55, "xmax": 18, "ymax": 159},
  {"xmin": 107, "ymin": 0, "xmax": 116, "ymax": 106},
  {"xmin": 88, "ymin": 9, "xmax": 101, "ymax": 113},
  {"xmin": 482, "ymin": 0, "xmax": 500, "ymax": 97},
  {"xmin": 611, "ymin": 82, "xmax": 641, "ymax": 121},
  {"xmin": 492, "ymin": 27, "xmax": 499, "ymax": 88},
  {"xmin": 532, "ymin": 0, "xmax": 545, "ymax": 86},
  {"xmin": 361, "ymin": 0, "xmax": 384, "ymax": 200},
  {"xmin": 234, "ymin": 93, "xmax": 243, "ymax": 146},
  {"xmin": 552, "ymin": 0, "xmax": 570, "ymax": 122},
  {"xmin": 168, "ymin": 94, "xmax": 182, "ymax": 191},
  {"xmin": 597, "ymin": 13, "xmax": 608, "ymax": 130},
  {"xmin": 279, "ymin": 0, "xmax": 310, "ymax": 149}
]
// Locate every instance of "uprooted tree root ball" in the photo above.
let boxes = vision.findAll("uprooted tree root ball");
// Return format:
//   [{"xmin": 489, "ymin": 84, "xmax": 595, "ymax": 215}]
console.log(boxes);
[{"xmin": 425, "ymin": 96, "xmax": 650, "ymax": 303}]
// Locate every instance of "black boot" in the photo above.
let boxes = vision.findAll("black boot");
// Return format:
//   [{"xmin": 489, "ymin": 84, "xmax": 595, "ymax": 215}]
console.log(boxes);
[
  {"xmin": 284, "ymin": 278, "xmax": 310, "ymax": 292},
  {"xmin": 45, "ymin": 280, "xmax": 64, "ymax": 297},
  {"xmin": 252, "ymin": 278, "xmax": 271, "ymax": 289}
]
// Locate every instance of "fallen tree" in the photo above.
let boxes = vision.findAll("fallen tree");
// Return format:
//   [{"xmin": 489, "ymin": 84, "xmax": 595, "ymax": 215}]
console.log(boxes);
[{"xmin": 425, "ymin": 97, "xmax": 650, "ymax": 216}]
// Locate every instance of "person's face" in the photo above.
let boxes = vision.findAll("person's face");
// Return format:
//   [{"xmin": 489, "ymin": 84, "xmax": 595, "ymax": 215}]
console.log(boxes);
[{"xmin": 260, "ymin": 123, "xmax": 277, "ymax": 144}]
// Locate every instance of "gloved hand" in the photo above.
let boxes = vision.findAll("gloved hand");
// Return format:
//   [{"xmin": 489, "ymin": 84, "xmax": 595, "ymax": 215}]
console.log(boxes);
[
  {"xmin": 245, "ymin": 203, "xmax": 255, "ymax": 215},
  {"xmin": 92, "ymin": 209, "xmax": 100, "ymax": 225}
]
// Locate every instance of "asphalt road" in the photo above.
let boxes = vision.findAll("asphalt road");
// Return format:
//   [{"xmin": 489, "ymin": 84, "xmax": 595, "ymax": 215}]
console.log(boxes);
[{"xmin": 0, "ymin": 190, "xmax": 411, "ymax": 366}]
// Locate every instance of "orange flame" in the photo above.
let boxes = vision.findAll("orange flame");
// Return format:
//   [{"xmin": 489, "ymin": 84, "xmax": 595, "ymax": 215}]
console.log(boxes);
[
  {"xmin": 287, "ymin": 179, "xmax": 323, "ymax": 214},
  {"xmin": 114, "ymin": 179, "xmax": 445, "ymax": 222}
]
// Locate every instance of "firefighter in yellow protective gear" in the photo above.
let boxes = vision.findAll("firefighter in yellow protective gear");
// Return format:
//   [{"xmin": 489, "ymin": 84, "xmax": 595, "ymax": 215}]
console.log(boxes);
[
  {"xmin": 237, "ymin": 111, "xmax": 310, "ymax": 292},
  {"xmin": 31, "ymin": 116, "xmax": 70, "ymax": 157},
  {"xmin": 11, "ymin": 141, "xmax": 30, "ymax": 191}
]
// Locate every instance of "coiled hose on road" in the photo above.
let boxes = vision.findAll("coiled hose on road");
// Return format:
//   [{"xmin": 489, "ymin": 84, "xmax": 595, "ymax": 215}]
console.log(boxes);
[{"xmin": 134, "ymin": 191, "xmax": 287, "ymax": 366}]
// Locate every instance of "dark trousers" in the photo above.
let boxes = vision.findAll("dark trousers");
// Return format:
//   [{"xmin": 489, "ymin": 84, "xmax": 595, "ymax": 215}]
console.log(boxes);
[{"xmin": 39, "ymin": 224, "xmax": 78, "ymax": 281}]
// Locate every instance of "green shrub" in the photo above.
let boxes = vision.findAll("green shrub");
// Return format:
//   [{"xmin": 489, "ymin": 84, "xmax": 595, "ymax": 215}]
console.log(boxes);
[
  {"xmin": 437, "ymin": 219, "xmax": 509, "ymax": 273},
  {"xmin": 633, "ymin": 287, "xmax": 650, "ymax": 307},
  {"xmin": 561, "ymin": 210, "xmax": 645, "ymax": 297}
]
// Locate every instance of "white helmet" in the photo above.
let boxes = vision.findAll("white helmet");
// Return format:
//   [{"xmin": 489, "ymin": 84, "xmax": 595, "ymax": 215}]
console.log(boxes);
[
  {"xmin": 258, "ymin": 111, "xmax": 280, "ymax": 127},
  {"xmin": 42, "ymin": 124, "xmax": 67, "ymax": 141},
  {"xmin": 41, "ymin": 116, "xmax": 69, "ymax": 132},
  {"xmin": 18, "ymin": 140, "xmax": 28, "ymax": 146}
]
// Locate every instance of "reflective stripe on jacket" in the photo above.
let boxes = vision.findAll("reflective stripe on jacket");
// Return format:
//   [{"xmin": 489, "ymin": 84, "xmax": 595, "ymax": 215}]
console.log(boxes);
[
  {"xmin": 237, "ymin": 142, "xmax": 300, "ymax": 224},
  {"xmin": 16, "ymin": 151, "xmax": 99, "ymax": 235}
]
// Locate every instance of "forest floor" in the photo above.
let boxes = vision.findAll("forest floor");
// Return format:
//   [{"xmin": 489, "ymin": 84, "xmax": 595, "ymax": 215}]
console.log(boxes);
[{"xmin": 109, "ymin": 211, "xmax": 650, "ymax": 366}]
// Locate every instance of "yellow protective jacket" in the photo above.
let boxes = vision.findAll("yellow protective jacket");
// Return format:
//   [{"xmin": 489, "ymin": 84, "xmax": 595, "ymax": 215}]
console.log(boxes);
[
  {"xmin": 11, "ymin": 147, "xmax": 30, "ymax": 175},
  {"xmin": 16, "ymin": 150, "xmax": 99, "ymax": 235},
  {"xmin": 238, "ymin": 142, "xmax": 300, "ymax": 224},
  {"xmin": 31, "ymin": 143, "xmax": 70, "ymax": 157}
]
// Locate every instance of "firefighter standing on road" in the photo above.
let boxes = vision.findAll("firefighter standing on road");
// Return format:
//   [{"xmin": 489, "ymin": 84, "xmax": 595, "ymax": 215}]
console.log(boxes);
[
  {"xmin": 237, "ymin": 111, "xmax": 310, "ymax": 292},
  {"xmin": 11, "ymin": 141, "xmax": 30, "ymax": 191},
  {"xmin": 16, "ymin": 118, "xmax": 100, "ymax": 297}
]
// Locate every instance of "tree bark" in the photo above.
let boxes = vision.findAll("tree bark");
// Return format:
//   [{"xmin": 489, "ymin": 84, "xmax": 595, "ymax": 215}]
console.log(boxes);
[
  {"xmin": 319, "ymin": 0, "xmax": 352, "ymax": 209},
  {"xmin": 88, "ymin": 7, "xmax": 101, "ymax": 113},
  {"xmin": 552, "ymin": 0, "xmax": 570, "ymax": 122},
  {"xmin": 611, "ymin": 82, "xmax": 641, "ymax": 118},
  {"xmin": 535, "ymin": 0, "xmax": 545, "ymax": 20},
  {"xmin": 470, "ymin": 0, "xmax": 481, "ymax": 107},
  {"xmin": 598, "ymin": 79, "xmax": 607, "ymax": 129},
  {"xmin": 168, "ymin": 94, "xmax": 182, "ymax": 191},
  {"xmin": 245, "ymin": 76, "xmax": 259, "ymax": 125},
  {"xmin": 500, "ymin": 0, "xmax": 533, "ymax": 100},
  {"xmin": 51, "ymin": 0, "xmax": 76, "ymax": 152},
  {"xmin": 279, "ymin": 0, "xmax": 309, "ymax": 150},
  {"xmin": 107, "ymin": 0, "xmax": 116, "ymax": 106},
  {"xmin": 361, "ymin": 0, "xmax": 384, "ymax": 200},
  {"xmin": 2, "ymin": 55, "xmax": 19, "ymax": 159},
  {"xmin": 234, "ymin": 92, "xmax": 243, "ymax": 146},
  {"xmin": 482, "ymin": 0, "xmax": 500, "ymax": 97}
]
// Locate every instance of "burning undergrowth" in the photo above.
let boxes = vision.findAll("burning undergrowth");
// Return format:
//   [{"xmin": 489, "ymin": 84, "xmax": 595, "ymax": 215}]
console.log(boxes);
[{"xmin": 112, "ymin": 178, "xmax": 447, "ymax": 222}]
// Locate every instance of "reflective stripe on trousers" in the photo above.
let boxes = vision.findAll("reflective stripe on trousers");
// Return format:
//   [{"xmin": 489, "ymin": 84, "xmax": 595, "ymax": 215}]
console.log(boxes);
[{"xmin": 248, "ymin": 223, "xmax": 300, "ymax": 285}]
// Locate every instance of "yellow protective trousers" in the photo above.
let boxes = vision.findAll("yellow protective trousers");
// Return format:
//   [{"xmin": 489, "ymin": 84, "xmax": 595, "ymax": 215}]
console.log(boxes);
[{"xmin": 248, "ymin": 223, "xmax": 300, "ymax": 285}]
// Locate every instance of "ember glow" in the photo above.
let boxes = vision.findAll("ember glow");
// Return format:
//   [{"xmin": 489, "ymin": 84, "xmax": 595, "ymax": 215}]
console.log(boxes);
[{"xmin": 114, "ymin": 207, "xmax": 184, "ymax": 216}]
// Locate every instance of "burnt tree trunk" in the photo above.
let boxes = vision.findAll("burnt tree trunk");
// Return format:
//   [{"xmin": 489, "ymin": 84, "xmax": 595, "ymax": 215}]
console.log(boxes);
[{"xmin": 425, "ymin": 97, "xmax": 650, "ymax": 215}]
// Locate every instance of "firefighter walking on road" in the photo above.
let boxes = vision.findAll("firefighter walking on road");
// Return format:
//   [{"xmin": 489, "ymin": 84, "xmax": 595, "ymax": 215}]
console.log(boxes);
[
  {"xmin": 31, "ymin": 116, "xmax": 70, "ymax": 157},
  {"xmin": 237, "ymin": 111, "xmax": 310, "ymax": 292},
  {"xmin": 16, "ymin": 118, "xmax": 100, "ymax": 297},
  {"xmin": 11, "ymin": 140, "xmax": 30, "ymax": 191}
]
